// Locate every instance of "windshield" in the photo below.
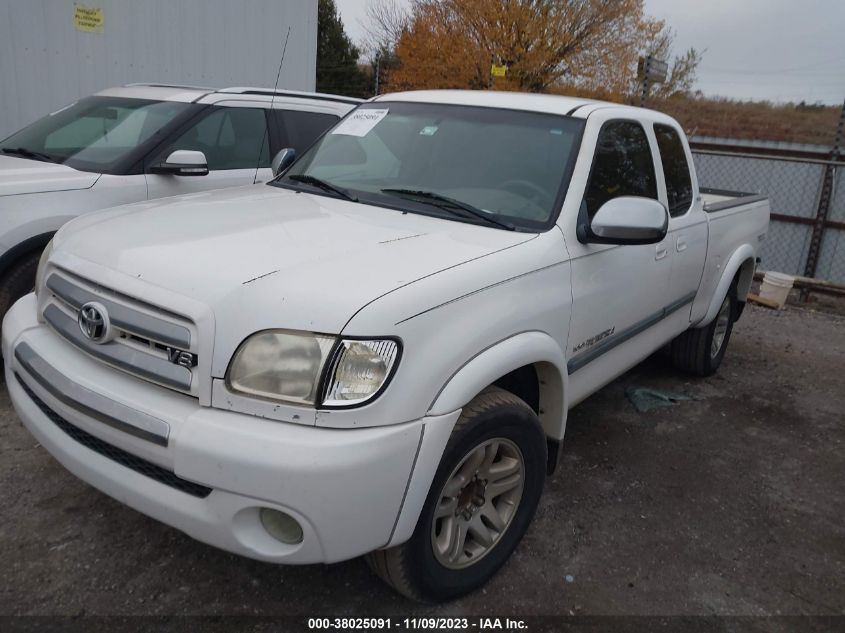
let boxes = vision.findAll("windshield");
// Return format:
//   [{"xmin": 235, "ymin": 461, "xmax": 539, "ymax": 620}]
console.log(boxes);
[
  {"xmin": 274, "ymin": 102, "xmax": 584, "ymax": 231},
  {"xmin": 0, "ymin": 96, "xmax": 193, "ymax": 172}
]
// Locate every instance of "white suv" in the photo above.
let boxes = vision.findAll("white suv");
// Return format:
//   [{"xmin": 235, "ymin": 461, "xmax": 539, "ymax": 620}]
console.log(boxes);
[{"xmin": 0, "ymin": 83, "xmax": 360, "ymax": 316}]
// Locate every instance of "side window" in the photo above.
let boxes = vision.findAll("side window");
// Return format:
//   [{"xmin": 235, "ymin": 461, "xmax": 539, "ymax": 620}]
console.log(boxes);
[
  {"xmin": 276, "ymin": 110, "xmax": 339, "ymax": 154},
  {"xmin": 584, "ymin": 120, "xmax": 657, "ymax": 218},
  {"xmin": 160, "ymin": 107, "xmax": 269, "ymax": 170},
  {"xmin": 654, "ymin": 124, "xmax": 694, "ymax": 217}
]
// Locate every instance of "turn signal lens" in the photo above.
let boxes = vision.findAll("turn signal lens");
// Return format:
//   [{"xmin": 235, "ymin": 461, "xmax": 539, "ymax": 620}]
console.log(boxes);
[{"xmin": 322, "ymin": 339, "xmax": 399, "ymax": 406}]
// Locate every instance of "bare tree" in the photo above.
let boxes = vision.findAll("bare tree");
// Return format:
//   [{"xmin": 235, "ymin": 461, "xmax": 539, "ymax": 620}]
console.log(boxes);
[{"xmin": 362, "ymin": 0, "xmax": 411, "ymax": 56}]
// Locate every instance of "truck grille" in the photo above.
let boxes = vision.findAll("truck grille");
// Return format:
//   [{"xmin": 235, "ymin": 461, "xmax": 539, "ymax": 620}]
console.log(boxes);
[
  {"xmin": 42, "ymin": 271, "xmax": 197, "ymax": 396},
  {"xmin": 17, "ymin": 374, "xmax": 212, "ymax": 498}
]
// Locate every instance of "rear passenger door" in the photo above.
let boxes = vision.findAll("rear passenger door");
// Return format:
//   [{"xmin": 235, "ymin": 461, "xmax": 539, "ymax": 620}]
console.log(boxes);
[
  {"xmin": 653, "ymin": 123, "xmax": 708, "ymax": 324},
  {"xmin": 144, "ymin": 105, "xmax": 272, "ymax": 199}
]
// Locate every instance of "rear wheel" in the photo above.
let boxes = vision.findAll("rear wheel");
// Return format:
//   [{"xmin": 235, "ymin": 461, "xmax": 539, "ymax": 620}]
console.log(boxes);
[
  {"xmin": 670, "ymin": 288, "xmax": 736, "ymax": 376},
  {"xmin": 367, "ymin": 387, "xmax": 546, "ymax": 602}
]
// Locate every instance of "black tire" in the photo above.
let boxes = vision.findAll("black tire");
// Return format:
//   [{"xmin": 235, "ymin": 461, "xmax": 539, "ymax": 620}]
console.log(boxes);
[
  {"xmin": 367, "ymin": 386, "xmax": 547, "ymax": 602},
  {"xmin": 670, "ymin": 286, "xmax": 737, "ymax": 377},
  {"xmin": 0, "ymin": 251, "xmax": 41, "ymax": 320}
]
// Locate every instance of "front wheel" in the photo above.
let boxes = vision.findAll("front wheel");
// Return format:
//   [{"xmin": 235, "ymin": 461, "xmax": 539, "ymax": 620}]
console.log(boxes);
[
  {"xmin": 0, "ymin": 251, "xmax": 41, "ymax": 320},
  {"xmin": 367, "ymin": 387, "xmax": 546, "ymax": 602},
  {"xmin": 670, "ymin": 289, "xmax": 737, "ymax": 376}
]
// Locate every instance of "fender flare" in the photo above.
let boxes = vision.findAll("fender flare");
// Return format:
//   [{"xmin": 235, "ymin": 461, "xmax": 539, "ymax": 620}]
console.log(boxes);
[
  {"xmin": 428, "ymin": 330, "xmax": 568, "ymax": 440},
  {"xmin": 696, "ymin": 244, "xmax": 755, "ymax": 327}
]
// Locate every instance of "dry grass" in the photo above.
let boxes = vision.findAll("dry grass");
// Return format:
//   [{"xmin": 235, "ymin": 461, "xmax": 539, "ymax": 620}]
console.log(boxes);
[
  {"xmin": 655, "ymin": 97, "xmax": 841, "ymax": 147},
  {"xmin": 547, "ymin": 85, "xmax": 841, "ymax": 147}
]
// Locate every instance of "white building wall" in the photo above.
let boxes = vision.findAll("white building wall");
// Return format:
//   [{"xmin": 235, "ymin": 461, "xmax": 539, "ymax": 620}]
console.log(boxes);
[{"xmin": 0, "ymin": 0, "xmax": 317, "ymax": 138}]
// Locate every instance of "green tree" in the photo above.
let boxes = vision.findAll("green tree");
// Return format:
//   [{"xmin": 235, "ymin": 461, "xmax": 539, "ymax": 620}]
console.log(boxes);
[{"xmin": 317, "ymin": 0, "xmax": 370, "ymax": 97}]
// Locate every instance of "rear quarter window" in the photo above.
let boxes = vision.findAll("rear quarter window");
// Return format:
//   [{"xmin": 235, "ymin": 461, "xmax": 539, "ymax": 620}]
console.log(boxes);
[{"xmin": 654, "ymin": 124, "xmax": 694, "ymax": 217}]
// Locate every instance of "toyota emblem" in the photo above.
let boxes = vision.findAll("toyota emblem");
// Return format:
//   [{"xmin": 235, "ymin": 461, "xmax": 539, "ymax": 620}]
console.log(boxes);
[{"xmin": 78, "ymin": 302, "xmax": 111, "ymax": 343}]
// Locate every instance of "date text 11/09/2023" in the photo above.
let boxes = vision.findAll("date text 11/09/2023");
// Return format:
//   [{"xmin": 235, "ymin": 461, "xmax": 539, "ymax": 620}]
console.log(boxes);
[{"xmin": 307, "ymin": 617, "xmax": 528, "ymax": 630}]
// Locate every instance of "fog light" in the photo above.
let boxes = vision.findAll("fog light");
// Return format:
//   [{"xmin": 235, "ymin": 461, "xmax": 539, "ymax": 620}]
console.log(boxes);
[{"xmin": 260, "ymin": 508, "xmax": 303, "ymax": 544}]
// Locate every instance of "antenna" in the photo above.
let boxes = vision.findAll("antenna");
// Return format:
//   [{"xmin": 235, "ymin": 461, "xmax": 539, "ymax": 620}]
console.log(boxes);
[{"xmin": 254, "ymin": 26, "xmax": 292, "ymax": 184}]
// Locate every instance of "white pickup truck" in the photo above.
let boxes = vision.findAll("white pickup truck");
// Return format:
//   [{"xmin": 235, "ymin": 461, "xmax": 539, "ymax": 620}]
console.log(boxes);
[
  {"xmin": 0, "ymin": 83, "xmax": 359, "ymax": 317},
  {"xmin": 3, "ymin": 90, "xmax": 769, "ymax": 602}
]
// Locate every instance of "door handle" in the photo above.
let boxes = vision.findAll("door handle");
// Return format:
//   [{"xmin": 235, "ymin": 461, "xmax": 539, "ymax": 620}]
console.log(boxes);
[
  {"xmin": 676, "ymin": 238, "xmax": 688, "ymax": 252},
  {"xmin": 655, "ymin": 245, "xmax": 668, "ymax": 261}
]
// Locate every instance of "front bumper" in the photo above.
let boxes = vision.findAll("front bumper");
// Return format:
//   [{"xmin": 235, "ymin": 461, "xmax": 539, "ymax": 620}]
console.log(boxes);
[{"xmin": 3, "ymin": 294, "xmax": 459, "ymax": 564}]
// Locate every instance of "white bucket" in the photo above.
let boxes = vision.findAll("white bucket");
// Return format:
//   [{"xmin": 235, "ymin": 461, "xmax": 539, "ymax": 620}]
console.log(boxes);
[{"xmin": 759, "ymin": 271, "xmax": 795, "ymax": 308}]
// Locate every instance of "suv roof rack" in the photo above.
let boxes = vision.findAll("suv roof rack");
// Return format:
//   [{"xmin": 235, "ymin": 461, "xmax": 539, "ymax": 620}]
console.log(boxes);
[
  {"xmin": 218, "ymin": 87, "xmax": 363, "ymax": 105},
  {"xmin": 124, "ymin": 83, "xmax": 213, "ymax": 91}
]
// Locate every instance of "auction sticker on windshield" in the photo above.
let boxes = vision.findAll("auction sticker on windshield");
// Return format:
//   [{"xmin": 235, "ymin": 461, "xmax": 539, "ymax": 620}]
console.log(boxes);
[{"xmin": 332, "ymin": 109, "xmax": 389, "ymax": 137}]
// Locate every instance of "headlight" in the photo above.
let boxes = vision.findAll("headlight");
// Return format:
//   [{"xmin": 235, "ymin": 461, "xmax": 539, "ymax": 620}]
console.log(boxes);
[
  {"xmin": 322, "ymin": 339, "xmax": 400, "ymax": 407},
  {"xmin": 34, "ymin": 239, "xmax": 54, "ymax": 297},
  {"xmin": 226, "ymin": 331, "xmax": 400, "ymax": 408},
  {"xmin": 227, "ymin": 330, "xmax": 335, "ymax": 405}
]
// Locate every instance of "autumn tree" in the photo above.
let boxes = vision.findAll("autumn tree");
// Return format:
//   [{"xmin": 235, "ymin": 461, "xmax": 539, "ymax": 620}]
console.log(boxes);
[
  {"xmin": 317, "ymin": 0, "xmax": 369, "ymax": 98},
  {"xmin": 375, "ymin": 0, "xmax": 699, "ymax": 99}
]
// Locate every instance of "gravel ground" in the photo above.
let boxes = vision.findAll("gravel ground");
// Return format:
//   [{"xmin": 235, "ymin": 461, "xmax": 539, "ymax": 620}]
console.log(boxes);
[{"xmin": 0, "ymin": 305, "xmax": 843, "ymax": 621}]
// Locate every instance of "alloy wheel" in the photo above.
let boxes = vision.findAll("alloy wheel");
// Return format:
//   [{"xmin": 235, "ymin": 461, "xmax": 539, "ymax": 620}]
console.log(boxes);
[{"xmin": 430, "ymin": 438, "xmax": 524, "ymax": 570}]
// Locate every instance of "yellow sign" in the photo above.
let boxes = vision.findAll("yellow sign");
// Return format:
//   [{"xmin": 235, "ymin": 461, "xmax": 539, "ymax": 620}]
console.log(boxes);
[
  {"xmin": 491, "ymin": 64, "xmax": 508, "ymax": 78},
  {"xmin": 74, "ymin": 5, "xmax": 104, "ymax": 33}
]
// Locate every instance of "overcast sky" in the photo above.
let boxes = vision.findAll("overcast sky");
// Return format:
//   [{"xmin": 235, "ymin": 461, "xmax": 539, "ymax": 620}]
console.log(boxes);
[{"xmin": 335, "ymin": 0, "xmax": 845, "ymax": 105}]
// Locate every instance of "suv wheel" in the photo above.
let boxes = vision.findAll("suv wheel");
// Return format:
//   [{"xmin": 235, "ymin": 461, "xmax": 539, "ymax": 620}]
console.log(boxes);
[{"xmin": 0, "ymin": 251, "xmax": 41, "ymax": 320}]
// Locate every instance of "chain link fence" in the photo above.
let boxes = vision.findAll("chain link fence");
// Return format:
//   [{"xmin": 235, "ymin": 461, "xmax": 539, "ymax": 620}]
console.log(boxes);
[{"xmin": 691, "ymin": 145, "xmax": 845, "ymax": 284}]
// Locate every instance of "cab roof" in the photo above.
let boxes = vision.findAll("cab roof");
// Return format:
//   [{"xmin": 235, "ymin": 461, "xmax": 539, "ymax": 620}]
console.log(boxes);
[{"xmin": 373, "ymin": 89, "xmax": 648, "ymax": 119}]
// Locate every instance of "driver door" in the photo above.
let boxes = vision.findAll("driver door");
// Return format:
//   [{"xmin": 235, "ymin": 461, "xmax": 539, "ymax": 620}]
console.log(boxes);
[
  {"xmin": 145, "ymin": 105, "xmax": 271, "ymax": 199},
  {"xmin": 565, "ymin": 116, "xmax": 673, "ymax": 404}
]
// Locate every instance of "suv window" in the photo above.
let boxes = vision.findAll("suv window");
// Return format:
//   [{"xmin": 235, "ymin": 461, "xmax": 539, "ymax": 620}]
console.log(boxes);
[
  {"xmin": 160, "ymin": 107, "xmax": 269, "ymax": 170},
  {"xmin": 0, "ymin": 96, "xmax": 192, "ymax": 173},
  {"xmin": 275, "ymin": 110, "xmax": 339, "ymax": 154},
  {"xmin": 584, "ymin": 120, "xmax": 657, "ymax": 217},
  {"xmin": 654, "ymin": 124, "xmax": 694, "ymax": 217}
]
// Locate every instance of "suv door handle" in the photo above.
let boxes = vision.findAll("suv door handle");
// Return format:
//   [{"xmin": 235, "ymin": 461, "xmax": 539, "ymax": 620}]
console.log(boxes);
[
  {"xmin": 655, "ymin": 245, "xmax": 668, "ymax": 260},
  {"xmin": 676, "ymin": 238, "xmax": 688, "ymax": 252}
]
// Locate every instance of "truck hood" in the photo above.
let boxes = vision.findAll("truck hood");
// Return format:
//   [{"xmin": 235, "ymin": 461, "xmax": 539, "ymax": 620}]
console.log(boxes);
[
  {"xmin": 0, "ymin": 155, "xmax": 100, "ymax": 197},
  {"xmin": 57, "ymin": 184, "xmax": 534, "ymax": 337}
]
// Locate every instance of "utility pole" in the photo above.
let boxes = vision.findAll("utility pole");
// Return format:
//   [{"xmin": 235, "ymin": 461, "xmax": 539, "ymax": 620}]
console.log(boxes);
[
  {"xmin": 373, "ymin": 51, "xmax": 381, "ymax": 96},
  {"xmin": 637, "ymin": 55, "xmax": 668, "ymax": 108},
  {"xmin": 640, "ymin": 73, "xmax": 649, "ymax": 108}
]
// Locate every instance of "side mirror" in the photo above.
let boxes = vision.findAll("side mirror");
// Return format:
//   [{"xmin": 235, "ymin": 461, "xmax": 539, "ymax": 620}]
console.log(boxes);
[
  {"xmin": 271, "ymin": 148, "xmax": 296, "ymax": 177},
  {"xmin": 577, "ymin": 197, "xmax": 668, "ymax": 245},
  {"xmin": 149, "ymin": 150, "xmax": 209, "ymax": 176}
]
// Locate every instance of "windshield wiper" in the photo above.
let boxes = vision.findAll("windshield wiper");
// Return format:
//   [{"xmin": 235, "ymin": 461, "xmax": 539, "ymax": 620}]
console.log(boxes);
[
  {"xmin": 288, "ymin": 174, "xmax": 358, "ymax": 202},
  {"xmin": 1, "ymin": 147, "xmax": 58, "ymax": 163},
  {"xmin": 381, "ymin": 188, "xmax": 516, "ymax": 231}
]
